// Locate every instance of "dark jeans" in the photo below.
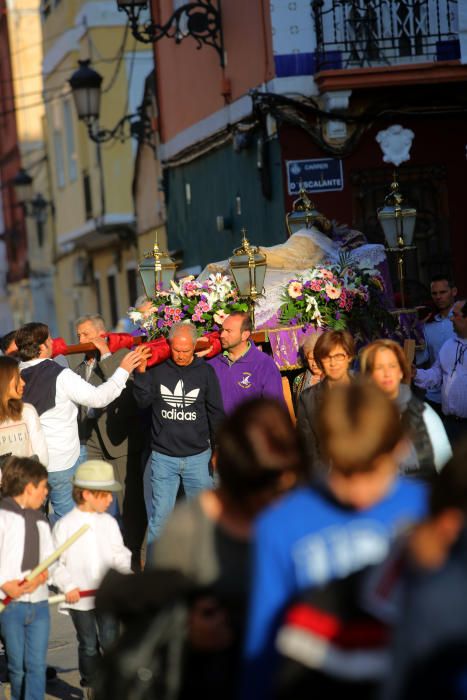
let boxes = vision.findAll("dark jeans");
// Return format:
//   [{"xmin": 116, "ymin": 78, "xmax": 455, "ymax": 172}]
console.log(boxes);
[{"xmin": 69, "ymin": 608, "xmax": 118, "ymax": 687}]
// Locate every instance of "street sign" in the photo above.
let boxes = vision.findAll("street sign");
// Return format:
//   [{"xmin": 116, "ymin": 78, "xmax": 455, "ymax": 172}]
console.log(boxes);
[{"xmin": 286, "ymin": 158, "xmax": 344, "ymax": 195}]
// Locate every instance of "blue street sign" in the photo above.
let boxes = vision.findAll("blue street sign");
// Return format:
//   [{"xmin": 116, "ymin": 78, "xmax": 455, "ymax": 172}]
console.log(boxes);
[{"xmin": 286, "ymin": 158, "xmax": 344, "ymax": 195}]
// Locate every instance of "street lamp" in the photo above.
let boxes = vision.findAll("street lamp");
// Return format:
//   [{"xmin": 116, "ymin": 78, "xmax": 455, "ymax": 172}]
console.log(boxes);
[
  {"xmin": 286, "ymin": 185, "xmax": 332, "ymax": 237},
  {"xmin": 12, "ymin": 168, "xmax": 33, "ymax": 203},
  {"xmin": 138, "ymin": 234, "xmax": 177, "ymax": 296},
  {"xmin": 377, "ymin": 173, "xmax": 417, "ymax": 309},
  {"xmin": 115, "ymin": 0, "xmax": 224, "ymax": 66},
  {"xmin": 229, "ymin": 228, "xmax": 267, "ymax": 301},
  {"xmin": 13, "ymin": 170, "xmax": 55, "ymax": 248},
  {"xmin": 68, "ymin": 60, "xmax": 153, "ymax": 147}
]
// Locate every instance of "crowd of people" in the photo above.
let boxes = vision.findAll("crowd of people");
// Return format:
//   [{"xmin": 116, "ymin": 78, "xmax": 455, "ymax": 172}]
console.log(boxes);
[{"xmin": 0, "ymin": 273, "xmax": 465, "ymax": 699}]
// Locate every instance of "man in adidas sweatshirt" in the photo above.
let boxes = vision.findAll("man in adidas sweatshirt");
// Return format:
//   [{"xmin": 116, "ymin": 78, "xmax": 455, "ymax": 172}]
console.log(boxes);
[
  {"xmin": 15, "ymin": 322, "xmax": 146, "ymax": 523},
  {"xmin": 133, "ymin": 322, "xmax": 225, "ymax": 544}
]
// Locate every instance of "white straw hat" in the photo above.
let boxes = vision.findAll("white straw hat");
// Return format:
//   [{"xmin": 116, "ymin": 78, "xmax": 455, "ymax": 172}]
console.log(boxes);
[{"xmin": 73, "ymin": 460, "xmax": 121, "ymax": 492}]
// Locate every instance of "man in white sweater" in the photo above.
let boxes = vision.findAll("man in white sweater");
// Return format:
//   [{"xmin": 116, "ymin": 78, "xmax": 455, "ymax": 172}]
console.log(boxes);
[{"xmin": 15, "ymin": 322, "xmax": 147, "ymax": 522}]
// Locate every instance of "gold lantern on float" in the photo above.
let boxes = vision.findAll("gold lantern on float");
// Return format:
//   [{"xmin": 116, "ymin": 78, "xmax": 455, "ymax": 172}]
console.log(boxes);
[
  {"xmin": 138, "ymin": 233, "xmax": 177, "ymax": 296},
  {"xmin": 228, "ymin": 228, "xmax": 267, "ymax": 300},
  {"xmin": 286, "ymin": 186, "xmax": 332, "ymax": 237},
  {"xmin": 377, "ymin": 172, "xmax": 416, "ymax": 309}
]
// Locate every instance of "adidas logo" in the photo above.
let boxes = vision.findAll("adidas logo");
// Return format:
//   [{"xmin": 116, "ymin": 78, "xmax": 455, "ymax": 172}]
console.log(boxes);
[{"xmin": 160, "ymin": 380, "xmax": 199, "ymax": 420}]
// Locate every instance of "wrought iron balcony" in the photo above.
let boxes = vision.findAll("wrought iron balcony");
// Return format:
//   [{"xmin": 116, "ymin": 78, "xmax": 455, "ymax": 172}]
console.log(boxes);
[{"xmin": 312, "ymin": 0, "xmax": 459, "ymax": 71}]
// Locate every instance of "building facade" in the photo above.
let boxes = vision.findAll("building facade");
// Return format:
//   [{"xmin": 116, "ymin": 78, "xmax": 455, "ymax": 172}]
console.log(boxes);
[
  {"xmin": 0, "ymin": 0, "xmax": 27, "ymax": 332},
  {"xmin": 41, "ymin": 0, "xmax": 155, "ymax": 340},
  {"xmin": 149, "ymin": 0, "xmax": 466, "ymax": 298}
]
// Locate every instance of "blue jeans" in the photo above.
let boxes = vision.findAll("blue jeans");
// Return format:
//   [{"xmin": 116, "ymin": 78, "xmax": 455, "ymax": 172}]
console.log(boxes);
[
  {"xmin": 47, "ymin": 450, "xmax": 86, "ymax": 525},
  {"xmin": 0, "ymin": 601, "xmax": 50, "ymax": 700},
  {"xmin": 148, "ymin": 448, "xmax": 213, "ymax": 544},
  {"xmin": 69, "ymin": 609, "xmax": 118, "ymax": 687}
]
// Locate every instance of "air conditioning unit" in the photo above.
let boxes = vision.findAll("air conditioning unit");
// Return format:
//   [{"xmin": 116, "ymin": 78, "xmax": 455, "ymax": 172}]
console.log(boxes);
[{"xmin": 72, "ymin": 255, "xmax": 93, "ymax": 286}]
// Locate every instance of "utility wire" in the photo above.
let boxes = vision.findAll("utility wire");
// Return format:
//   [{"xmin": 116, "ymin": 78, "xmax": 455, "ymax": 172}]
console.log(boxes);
[
  {"xmin": 101, "ymin": 21, "xmax": 129, "ymax": 95},
  {"xmin": 0, "ymin": 28, "xmax": 148, "ymax": 89}
]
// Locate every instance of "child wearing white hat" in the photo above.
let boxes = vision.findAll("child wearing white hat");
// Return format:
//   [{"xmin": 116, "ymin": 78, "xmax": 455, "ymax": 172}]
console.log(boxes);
[{"xmin": 52, "ymin": 460, "xmax": 132, "ymax": 699}]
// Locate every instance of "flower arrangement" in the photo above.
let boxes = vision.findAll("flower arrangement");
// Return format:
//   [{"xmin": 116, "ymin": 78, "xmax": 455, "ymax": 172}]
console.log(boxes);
[
  {"xmin": 128, "ymin": 273, "xmax": 249, "ymax": 339},
  {"xmin": 279, "ymin": 255, "xmax": 395, "ymax": 341}
]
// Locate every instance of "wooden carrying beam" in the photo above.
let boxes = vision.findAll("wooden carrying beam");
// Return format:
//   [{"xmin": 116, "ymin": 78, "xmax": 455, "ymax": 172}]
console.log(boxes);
[{"xmin": 61, "ymin": 331, "xmax": 268, "ymax": 356}]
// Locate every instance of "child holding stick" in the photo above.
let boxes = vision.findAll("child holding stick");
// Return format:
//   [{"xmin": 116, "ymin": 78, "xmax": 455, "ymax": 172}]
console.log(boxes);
[
  {"xmin": 0, "ymin": 456, "xmax": 53, "ymax": 700},
  {"xmin": 53, "ymin": 460, "xmax": 132, "ymax": 699}
]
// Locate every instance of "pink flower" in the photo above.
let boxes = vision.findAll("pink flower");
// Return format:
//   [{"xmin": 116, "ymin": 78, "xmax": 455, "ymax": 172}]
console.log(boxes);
[
  {"xmin": 318, "ymin": 269, "xmax": 334, "ymax": 280},
  {"xmin": 310, "ymin": 279, "xmax": 324, "ymax": 292},
  {"xmin": 325, "ymin": 284, "xmax": 342, "ymax": 300},
  {"xmin": 288, "ymin": 281, "xmax": 303, "ymax": 299}
]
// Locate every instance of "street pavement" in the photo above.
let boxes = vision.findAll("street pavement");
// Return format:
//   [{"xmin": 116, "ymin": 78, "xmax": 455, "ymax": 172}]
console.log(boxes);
[{"xmin": 1, "ymin": 604, "xmax": 82, "ymax": 699}]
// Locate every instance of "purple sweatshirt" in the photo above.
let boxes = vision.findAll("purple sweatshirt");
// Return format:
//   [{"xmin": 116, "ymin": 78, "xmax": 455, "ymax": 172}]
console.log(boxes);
[{"xmin": 208, "ymin": 342, "xmax": 285, "ymax": 414}]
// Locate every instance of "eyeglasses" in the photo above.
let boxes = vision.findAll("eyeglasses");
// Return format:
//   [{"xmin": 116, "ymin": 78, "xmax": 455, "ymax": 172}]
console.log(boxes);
[{"xmin": 321, "ymin": 353, "xmax": 348, "ymax": 364}]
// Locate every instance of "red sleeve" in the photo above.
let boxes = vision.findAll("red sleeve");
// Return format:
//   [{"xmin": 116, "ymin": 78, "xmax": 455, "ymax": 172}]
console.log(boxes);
[
  {"xmin": 146, "ymin": 338, "xmax": 170, "ymax": 367},
  {"xmin": 51, "ymin": 337, "xmax": 68, "ymax": 357},
  {"xmin": 204, "ymin": 331, "xmax": 221, "ymax": 359},
  {"xmin": 106, "ymin": 333, "xmax": 136, "ymax": 353}
]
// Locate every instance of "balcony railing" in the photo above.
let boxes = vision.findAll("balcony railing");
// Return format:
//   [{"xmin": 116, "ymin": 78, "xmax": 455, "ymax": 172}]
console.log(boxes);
[{"xmin": 312, "ymin": 0, "xmax": 459, "ymax": 71}]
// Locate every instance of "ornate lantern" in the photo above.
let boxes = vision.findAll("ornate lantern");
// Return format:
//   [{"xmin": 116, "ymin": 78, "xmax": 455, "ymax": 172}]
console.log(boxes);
[
  {"xmin": 138, "ymin": 235, "xmax": 177, "ymax": 296},
  {"xmin": 286, "ymin": 186, "xmax": 332, "ymax": 237},
  {"xmin": 228, "ymin": 228, "xmax": 267, "ymax": 300},
  {"xmin": 377, "ymin": 173, "xmax": 417, "ymax": 309}
]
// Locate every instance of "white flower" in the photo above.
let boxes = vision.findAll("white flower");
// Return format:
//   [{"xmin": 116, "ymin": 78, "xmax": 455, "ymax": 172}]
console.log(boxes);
[
  {"xmin": 128, "ymin": 310, "xmax": 143, "ymax": 323},
  {"xmin": 214, "ymin": 310, "xmax": 229, "ymax": 325},
  {"xmin": 170, "ymin": 279, "xmax": 181, "ymax": 295},
  {"xmin": 305, "ymin": 296, "xmax": 322, "ymax": 323},
  {"xmin": 169, "ymin": 293, "xmax": 182, "ymax": 307}
]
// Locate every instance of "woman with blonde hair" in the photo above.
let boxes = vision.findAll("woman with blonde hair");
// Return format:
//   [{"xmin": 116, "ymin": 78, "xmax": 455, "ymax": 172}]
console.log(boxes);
[
  {"xmin": 292, "ymin": 332, "xmax": 323, "ymax": 409},
  {"xmin": 0, "ymin": 356, "xmax": 48, "ymax": 468},
  {"xmin": 360, "ymin": 339, "xmax": 451, "ymax": 477}
]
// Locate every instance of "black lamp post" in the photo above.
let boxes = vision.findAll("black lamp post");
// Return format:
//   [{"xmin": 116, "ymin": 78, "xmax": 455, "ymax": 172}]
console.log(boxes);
[
  {"xmin": 115, "ymin": 0, "xmax": 224, "ymax": 66},
  {"xmin": 13, "ymin": 168, "xmax": 33, "ymax": 203},
  {"xmin": 13, "ymin": 170, "xmax": 54, "ymax": 248},
  {"xmin": 69, "ymin": 59, "xmax": 153, "ymax": 146}
]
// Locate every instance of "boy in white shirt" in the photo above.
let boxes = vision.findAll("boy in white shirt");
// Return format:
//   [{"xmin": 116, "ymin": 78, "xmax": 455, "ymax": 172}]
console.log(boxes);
[
  {"xmin": 53, "ymin": 460, "xmax": 132, "ymax": 698},
  {"xmin": 0, "ymin": 456, "xmax": 52, "ymax": 700}
]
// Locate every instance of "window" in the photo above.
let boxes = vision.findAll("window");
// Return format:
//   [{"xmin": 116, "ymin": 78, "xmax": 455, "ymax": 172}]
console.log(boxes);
[
  {"xmin": 63, "ymin": 99, "xmax": 77, "ymax": 182},
  {"xmin": 95, "ymin": 277, "xmax": 102, "ymax": 315},
  {"xmin": 82, "ymin": 171, "xmax": 93, "ymax": 220},
  {"xmin": 53, "ymin": 130, "xmax": 65, "ymax": 189},
  {"xmin": 107, "ymin": 275, "xmax": 119, "ymax": 328}
]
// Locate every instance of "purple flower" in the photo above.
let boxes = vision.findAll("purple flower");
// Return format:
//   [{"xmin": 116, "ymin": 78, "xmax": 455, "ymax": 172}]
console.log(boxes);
[
  {"xmin": 335, "ymin": 312, "xmax": 341, "ymax": 320},
  {"xmin": 183, "ymin": 305, "xmax": 189, "ymax": 311},
  {"xmin": 212, "ymin": 324, "xmax": 219, "ymax": 331},
  {"xmin": 157, "ymin": 319, "xmax": 165, "ymax": 328}
]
